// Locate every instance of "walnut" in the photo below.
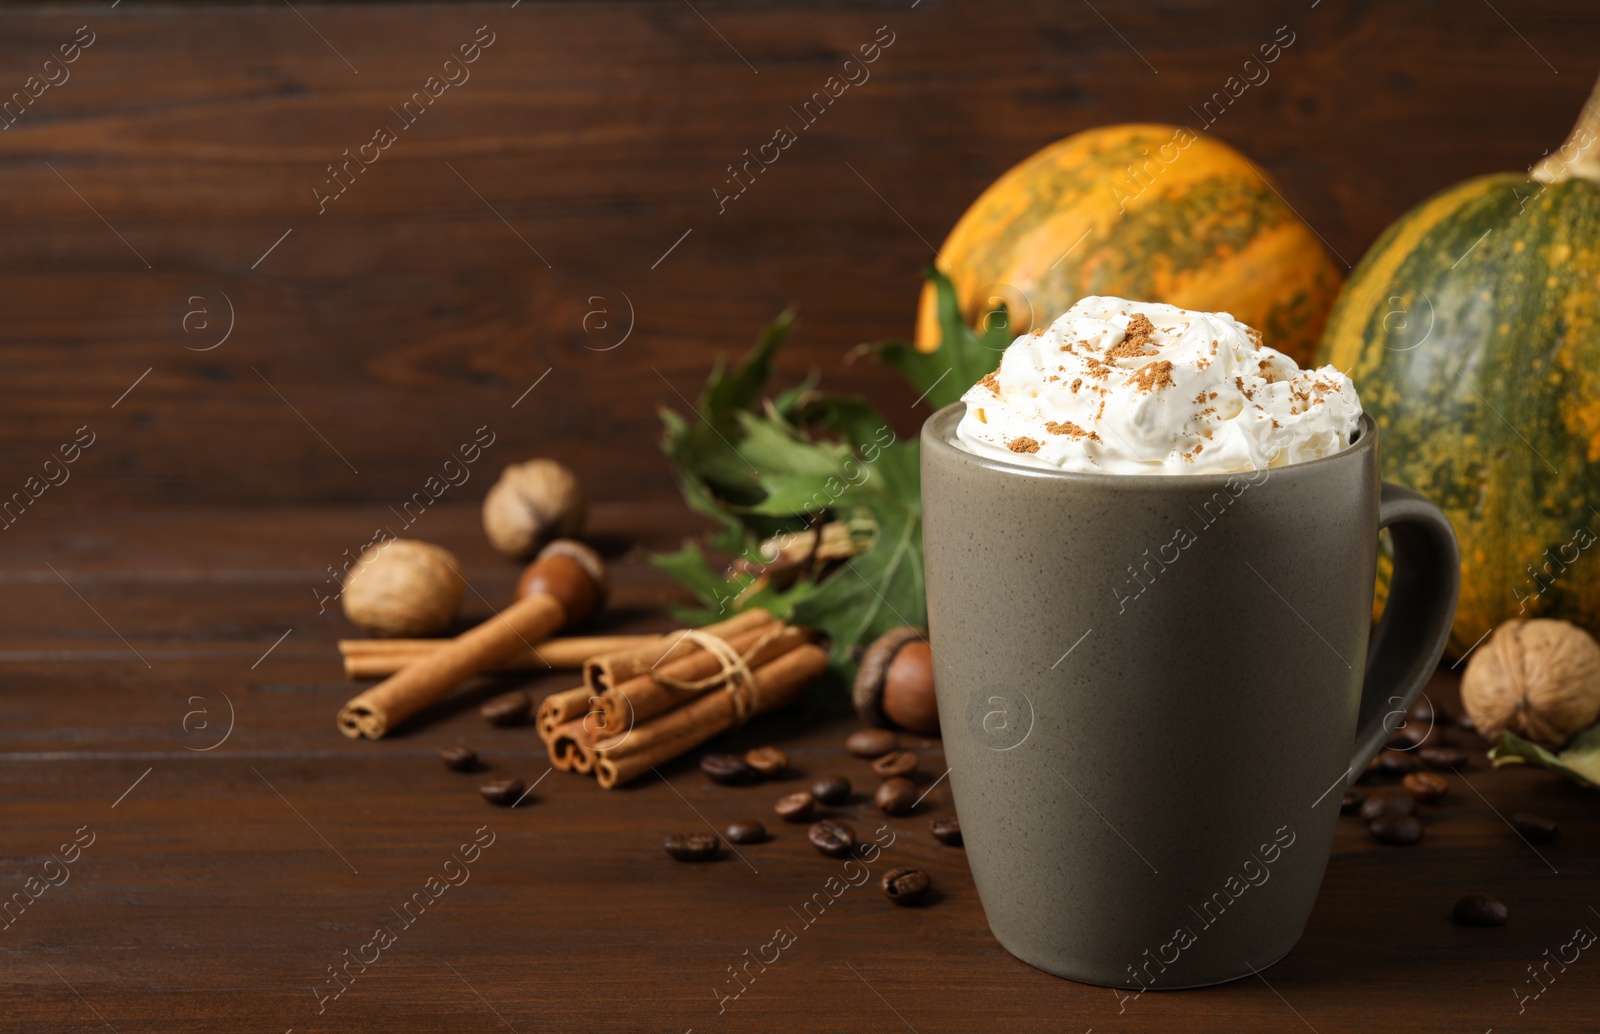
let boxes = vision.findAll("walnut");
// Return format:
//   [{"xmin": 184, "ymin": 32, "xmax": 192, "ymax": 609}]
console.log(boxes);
[
  {"xmin": 1461, "ymin": 618, "xmax": 1600, "ymax": 748},
  {"xmin": 341, "ymin": 539, "xmax": 465, "ymax": 637},
  {"xmin": 481, "ymin": 459, "xmax": 586, "ymax": 560}
]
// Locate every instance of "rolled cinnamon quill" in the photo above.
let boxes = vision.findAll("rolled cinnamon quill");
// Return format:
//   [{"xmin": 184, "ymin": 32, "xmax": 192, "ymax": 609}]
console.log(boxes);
[
  {"xmin": 548, "ymin": 718, "xmax": 596, "ymax": 773},
  {"xmin": 339, "ymin": 633, "xmax": 659, "ymax": 680},
  {"xmin": 592, "ymin": 642, "xmax": 827, "ymax": 789},
  {"xmin": 583, "ymin": 608, "xmax": 771, "ymax": 695},
  {"xmin": 337, "ymin": 540, "xmax": 606, "ymax": 739},
  {"xmin": 583, "ymin": 622, "xmax": 810, "ymax": 742},
  {"xmin": 537, "ymin": 685, "xmax": 593, "ymax": 743}
]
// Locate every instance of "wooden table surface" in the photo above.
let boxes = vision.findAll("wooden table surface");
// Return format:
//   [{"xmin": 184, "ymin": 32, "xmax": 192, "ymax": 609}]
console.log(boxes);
[{"xmin": 3, "ymin": 502, "xmax": 1595, "ymax": 1033}]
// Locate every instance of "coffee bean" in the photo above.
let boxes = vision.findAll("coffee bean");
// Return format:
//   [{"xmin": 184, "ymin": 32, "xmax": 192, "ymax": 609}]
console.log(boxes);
[
  {"xmin": 745, "ymin": 746, "xmax": 788, "ymax": 777},
  {"xmin": 929, "ymin": 816, "xmax": 963, "ymax": 846},
  {"xmin": 774, "ymin": 790, "xmax": 817, "ymax": 823},
  {"xmin": 1452, "ymin": 894, "xmax": 1508, "ymax": 926},
  {"xmin": 1340, "ymin": 789, "xmax": 1365, "ymax": 815},
  {"xmin": 725, "ymin": 820, "xmax": 767, "ymax": 845},
  {"xmin": 1403, "ymin": 771, "xmax": 1449, "ymax": 803},
  {"xmin": 1408, "ymin": 696, "xmax": 1436, "ymax": 724},
  {"xmin": 481, "ymin": 691, "xmax": 532, "ymax": 727},
  {"xmin": 700, "ymin": 753, "xmax": 758, "ymax": 785},
  {"xmin": 664, "ymin": 832, "xmax": 721, "ymax": 861},
  {"xmin": 1360, "ymin": 791, "xmax": 1417, "ymax": 822},
  {"xmin": 1511, "ymin": 812, "xmax": 1560, "ymax": 844},
  {"xmin": 808, "ymin": 820, "xmax": 856, "ymax": 858},
  {"xmin": 876, "ymin": 777, "xmax": 917, "ymax": 815},
  {"xmin": 1369, "ymin": 814, "xmax": 1423, "ymax": 846},
  {"xmin": 846, "ymin": 728, "xmax": 898, "ymax": 758},
  {"xmin": 1457, "ymin": 712, "xmax": 1477, "ymax": 733},
  {"xmin": 872, "ymin": 750, "xmax": 919, "ymax": 779},
  {"xmin": 1375, "ymin": 750, "xmax": 1420, "ymax": 775},
  {"xmin": 1419, "ymin": 746, "xmax": 1468, "ymax": 770},
  {"xmin": 440, "ymin": 746, "xmax": 478, "ymax": 772},
  {"xmin": 479, "ymin": 777, "xmax": 524, "ymax": 806},
  {"xmin": 812, "ymin": 775, "xmax": 851, "ymax": 805},
  {"xmin": 881, "ymin": 867, "xmax": 931, "ymax": 905},
  {"xmin": 1387, "ymin": 725, "xmax": 1428, "ymax": 750}
]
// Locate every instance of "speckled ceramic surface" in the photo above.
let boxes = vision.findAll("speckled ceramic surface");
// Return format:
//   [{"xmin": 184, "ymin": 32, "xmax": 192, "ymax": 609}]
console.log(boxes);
[{"xmin": 921, "ymin": 404, "xmax": 1458, "ymax": 988}]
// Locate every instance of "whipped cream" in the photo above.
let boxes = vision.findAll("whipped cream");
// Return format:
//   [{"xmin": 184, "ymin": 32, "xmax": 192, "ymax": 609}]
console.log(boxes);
[{"xmin": 953, "ymin": 296, "xmax": 1362, "ymax": 474}]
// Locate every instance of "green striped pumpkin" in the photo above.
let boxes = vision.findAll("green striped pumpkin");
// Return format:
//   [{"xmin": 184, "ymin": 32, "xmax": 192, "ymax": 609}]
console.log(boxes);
[{"xmin": 1319, "ymin": 78, "xmax": 1600, "ymax": 652}]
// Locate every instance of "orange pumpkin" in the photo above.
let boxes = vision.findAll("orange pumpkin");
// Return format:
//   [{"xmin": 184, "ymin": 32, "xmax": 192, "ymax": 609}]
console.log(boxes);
[{"xmin": 915, "ymin": 124, "xmax": 1342, "ymax": 365}]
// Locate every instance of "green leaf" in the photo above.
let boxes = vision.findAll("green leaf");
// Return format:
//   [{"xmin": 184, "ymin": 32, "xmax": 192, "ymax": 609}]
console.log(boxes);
[
  {"xmin": 703, "ymin": 307, "xmax": 795, "ymax": 427},
  {"xmin": 734, "ymin": 411, "xmax": 850, "ymax": 479},
  {"xmin": 791, "ymin": 392, "xmax": 893, "ymax": 454},
  {"xmin": 864, "ymin": 267, "xmax": 1013, "ymax": 411},
  {"xmin": 791, "ymin": 486, "xmax": 926, "ymax": 677},
  {"xmin": 652, "ymin": 303, "xmax": 930, "ymax": 684},
  {"xmin": 1489, "ymin": 725, "xmax": 1600, "ymax": 790}
]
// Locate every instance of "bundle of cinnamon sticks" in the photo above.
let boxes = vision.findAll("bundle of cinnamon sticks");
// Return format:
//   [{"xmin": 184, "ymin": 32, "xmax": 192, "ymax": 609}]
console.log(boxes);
[{"xmin": 537, "ymin": 609, "xmax": 826, "ymax": 789}]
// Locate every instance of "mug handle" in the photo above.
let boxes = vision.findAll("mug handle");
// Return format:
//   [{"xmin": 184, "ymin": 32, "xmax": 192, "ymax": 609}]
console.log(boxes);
[{"xmin": 1345, "ymin": 482, "xmax": 1460, "ymax": 786}]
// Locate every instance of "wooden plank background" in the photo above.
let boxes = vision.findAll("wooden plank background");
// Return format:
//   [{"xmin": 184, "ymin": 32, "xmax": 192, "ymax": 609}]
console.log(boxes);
[{"xmin": 0, "ymin": 1, "xmax": 1595, "ymax": 507}]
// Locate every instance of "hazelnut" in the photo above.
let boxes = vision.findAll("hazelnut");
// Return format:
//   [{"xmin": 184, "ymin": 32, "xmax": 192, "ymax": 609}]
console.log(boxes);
[
  {"xmin": 341, "ymin": 539, "xmax": 465, "ymax": 636},
  {"xmin": 482, "ymin": 459, "xmax": 586, "ymax": 560},
  {"xmin": 853, "ymin": 626, "xmax": 938, "ymax": 735},
  {"xmin": 1461, "ymin": 618, "xmax": 1600, "ymax": 748}
]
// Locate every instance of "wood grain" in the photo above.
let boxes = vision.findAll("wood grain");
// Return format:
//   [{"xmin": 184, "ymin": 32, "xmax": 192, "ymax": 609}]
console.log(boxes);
[
  {"xmin": 0, "ymin": 2, "xmax": 1596, "ymax": 506},
  {"xmin": 4, "ymin": 3, "xmax": 1600, "ymax": 1029},
  {"xmin": 2, "ymin": 505, "xmax": 1597, "ymax": 1032}
]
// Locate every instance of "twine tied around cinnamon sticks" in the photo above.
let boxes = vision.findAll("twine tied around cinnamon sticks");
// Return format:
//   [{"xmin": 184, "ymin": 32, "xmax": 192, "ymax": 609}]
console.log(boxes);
[
  {"xmin": 538, "ymin": 609, "xmax": 825, "ymax": 788},
  {"xmin": 649, "ymin": 623, "xmax": 790, "ymax": 724}
]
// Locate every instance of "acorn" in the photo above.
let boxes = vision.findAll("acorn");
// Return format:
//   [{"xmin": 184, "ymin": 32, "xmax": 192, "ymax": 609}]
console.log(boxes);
[{"xmin": 853, "ymin": 626, "xmax": 938, "ymax": 735}]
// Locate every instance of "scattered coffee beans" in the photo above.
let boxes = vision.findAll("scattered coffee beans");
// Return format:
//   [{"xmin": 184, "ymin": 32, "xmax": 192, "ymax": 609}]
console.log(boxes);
[
  {"xmin": 812, "ymin": 775, "xmax": 851, "ymax": 805},
  {"xmin": 876, "ymin": 777, "xmax": 916, "ymax": 816},
  {"xmin": 479, "ymin": 777, "xmax": 524, "ymax": 806},
  {"xmin": 808, "ymin": 820, "xmax": 856, "ymax": 858},
  {"xmin": 1403, "ymin": 771, "xmax": 1449, "ymax": 803},
  {"xmin": 846, "ymin": 728, "xmax": 898, "ymax": 758},
  {"xmin": 881, "ymin": 867, "xmax": 931, "ymax": 905},
  {"xmin": 1359, "ymin": 791, "xmax": 1417, "ymax": 822},
  {"xmin": 725, "ymin": 820, "xmax": 767, "ymax": 845},
  {"xmin": 1419, "ymin": 746, "xmax": 1467, "ymax": 770},
  {"xmin": 745, "ymin": 746, "xmax": 788, "ymax": 777},
  {"xmin": 440, "ymin": 746, "xmax": 478, "ymax": 772},
  {"xmin": 774, "ymin": 790, "xmax": 817, "ymax": 823},
  {"xmin": 664, "ymin": 832, "xmax": 721, "ymax": 861},
  {"xmin": 1452, "ymin": 894, "xmax": 1508, "ymax": 926},
  {"xmin": 872, "ymin": 750, "xmax": 919, "ymax": 779},
  {"xmin": 1375, "ymin": 750, "xmax": 1421, "ymax": 775},
  {"xmin": 1511, "ymin": 812, "xmax": 1560, "ymax": 844},
  {"xmin": 1369, "ymin": 814, "xmax": 1423, "ymax": 846},
  {"xmin": 481, "ymin": 691, "xmax": 531, "ymax": 727},
  {"xmin": 929, "ymin": 816, "xmax": 963, "ymax": 846},
  {"xmin": 1340, "ymin": 789, "xmax": 1366, "ymax": 815},
  {"xmin": 701, "ymin": 753, "xmax": 758, "ymax": 785}
]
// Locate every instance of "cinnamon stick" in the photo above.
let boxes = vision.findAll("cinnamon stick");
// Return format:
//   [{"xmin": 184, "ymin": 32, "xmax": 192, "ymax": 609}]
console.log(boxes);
[
  {"xmin": 583, "ymin": 608, "xmax": 771, "ymax": 695},
  {"xmin": 583, "ymin": 623, "xmax": 809, "ymax": 742},
  {"xmin": 592, "ymin": 643, "xmax": 827, "ymax": 789},
  {"xmin": 537, "ymin": 685, "xmax": 593, "ymax": 743},
  {"xmin": 339, "ymin": 633, "xmax": 660, "ymax": 680},
  {"xmin": 548, "ymin": 718, "xmax": 596, "ymax": 773}
]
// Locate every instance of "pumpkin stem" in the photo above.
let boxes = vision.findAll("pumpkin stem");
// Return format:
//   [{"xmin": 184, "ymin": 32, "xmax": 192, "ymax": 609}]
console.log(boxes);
[{"xmin": 1534, "ymin": 70, "xmax": 1600, "ymax": 184}]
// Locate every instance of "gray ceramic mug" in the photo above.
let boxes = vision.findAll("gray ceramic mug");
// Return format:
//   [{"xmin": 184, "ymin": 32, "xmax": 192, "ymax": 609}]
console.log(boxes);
[{"xmin": 921, "ymin": 404, "xmax": 1457, "ymax": 988}]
